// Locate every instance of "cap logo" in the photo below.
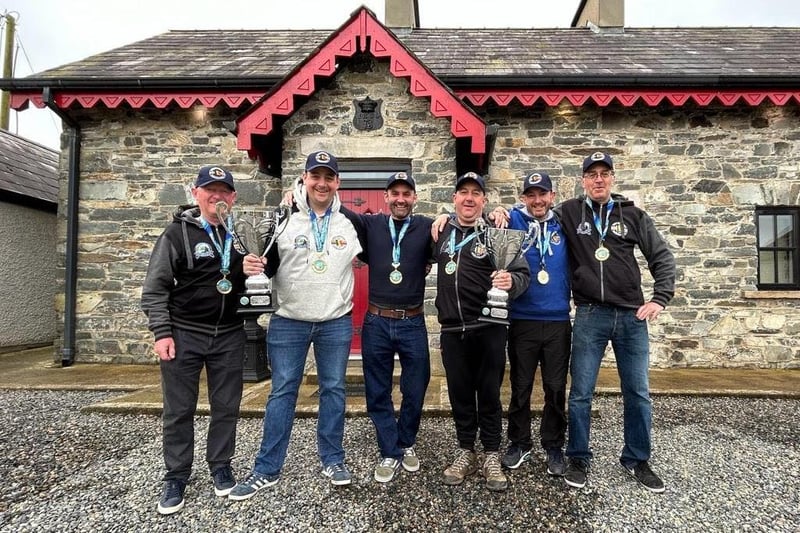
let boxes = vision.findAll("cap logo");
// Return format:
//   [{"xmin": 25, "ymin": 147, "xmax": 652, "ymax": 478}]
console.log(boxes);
[
  {"xmin": 208, "ymin": 167, "xmax": 226, "ymax": 179},
  {"xmin": 315, "ymin": 152, "xmax": 331, "ymax": 164},
  {"xmin": 463, "ymin": 171, "xmax": 479, "ymax": 179},
  {"xmin": 395, "ymin": 172, "xmax": 408, "ymax": 180},
  {"xmin": 591, "ymin": 152, "xmax": 606, "ymax": 161},
  {"xmin": 527, "ymin": 173, "xmax": 542, "ymax": 185}
]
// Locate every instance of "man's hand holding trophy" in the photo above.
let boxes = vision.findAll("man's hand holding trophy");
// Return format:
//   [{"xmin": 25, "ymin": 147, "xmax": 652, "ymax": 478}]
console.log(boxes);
[{"xmin": 215, "ymin": 201, "xmax": 290, "ymax": 310}]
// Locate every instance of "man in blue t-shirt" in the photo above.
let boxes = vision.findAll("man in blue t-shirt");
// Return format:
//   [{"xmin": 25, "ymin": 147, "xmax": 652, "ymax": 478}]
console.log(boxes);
[{"xmin": 491, "ymin": 171, "xmax": 571, "ymax": 477}]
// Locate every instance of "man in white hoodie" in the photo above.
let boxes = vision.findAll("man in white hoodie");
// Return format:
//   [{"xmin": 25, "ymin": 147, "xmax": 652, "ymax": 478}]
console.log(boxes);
[{"xmin": 229, "ymin": 151, "xmax": 362, "ymax": 499}]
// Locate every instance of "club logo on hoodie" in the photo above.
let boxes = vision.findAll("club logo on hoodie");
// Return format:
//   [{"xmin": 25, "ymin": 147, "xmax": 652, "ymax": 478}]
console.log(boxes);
[{"xmin": 194, "ymin": 242, "xmax": 214, "ymax": 259}]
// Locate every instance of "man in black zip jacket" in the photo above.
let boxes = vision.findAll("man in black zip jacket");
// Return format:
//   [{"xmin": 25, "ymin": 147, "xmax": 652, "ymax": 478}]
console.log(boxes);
[
  {"xmin": 554, "ymin": 152, "xmax": 675, "ymax": 494},
  {"xmin": 141, "ymin": 166, "xmax": 263, "ymax": 515},
  {"xmin": 434, "ymin": 172, "xmax": 530, "ymax": 492}
]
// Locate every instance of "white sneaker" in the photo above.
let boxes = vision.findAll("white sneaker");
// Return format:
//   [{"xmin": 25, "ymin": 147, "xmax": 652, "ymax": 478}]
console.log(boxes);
[
  {"xmin": 402, "ymin": 447, "xmax": 420, "ymax": 472},
  {"xmin": 374, "ymin": 457, "xmax": 401, "ymax": 483}
]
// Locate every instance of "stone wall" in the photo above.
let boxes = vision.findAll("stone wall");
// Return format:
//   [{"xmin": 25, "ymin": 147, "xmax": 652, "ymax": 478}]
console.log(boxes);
[{"xmin": 53, "ymin": 65, "xmax": 800, "ymax": 368}]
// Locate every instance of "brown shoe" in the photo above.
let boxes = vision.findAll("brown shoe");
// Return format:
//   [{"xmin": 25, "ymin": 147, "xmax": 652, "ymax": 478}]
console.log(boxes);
[
  {"xmin": 443, "ymin": 448, "xmax": 478, "ymax": 485},
  {"xmin": 483, "ymin": 451, "xmax": 508, "ymax": 492}
]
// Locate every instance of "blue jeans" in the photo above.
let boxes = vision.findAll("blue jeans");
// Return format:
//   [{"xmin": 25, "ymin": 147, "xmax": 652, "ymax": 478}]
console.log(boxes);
[
  {"xmin": 567, "ymin": 304, "xmax": 652, "ymax": 467},
  {"xmin": 252, "ymin": 314, "xmax": 352, "ymax": 476},
  {"xmin": 361, "ymin": 312, "xmax": 430, "ymax": 460}
]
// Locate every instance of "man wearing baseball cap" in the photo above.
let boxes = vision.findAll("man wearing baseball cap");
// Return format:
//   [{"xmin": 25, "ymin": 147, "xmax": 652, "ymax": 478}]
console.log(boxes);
[
  {"xmin": 434, "ymin": 172, "xmax": 530, "ymax": 492},
  {"xmin": 142, "ymin": 164, "xmax": 266, "ymax": 514},
  {"xmin": 334, "ymin": 170, "xmax": 435, "ymax": 483},
  {"xmin": 494, "ymin": 171, "xmax": 572, "ymax": 478},
  {"xmin": 230, "ymin": 149, "xmax": 363, "ymax": 499},
  {"xmin": 556, "ymin": 151, "xmax": 675, "ymax": 493}
]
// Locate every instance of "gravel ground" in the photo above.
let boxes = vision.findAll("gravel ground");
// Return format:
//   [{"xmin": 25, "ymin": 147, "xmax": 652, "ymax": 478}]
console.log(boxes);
[{"xmin": 0, "ymin": 390, "xmax": 798, "ymax": 532}]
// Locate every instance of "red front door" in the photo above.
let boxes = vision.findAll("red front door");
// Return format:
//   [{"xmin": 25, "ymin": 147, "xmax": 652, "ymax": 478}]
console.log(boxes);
[{"xmin": 338, "ymin": 189, "xmax": 385, "ymax": 355}]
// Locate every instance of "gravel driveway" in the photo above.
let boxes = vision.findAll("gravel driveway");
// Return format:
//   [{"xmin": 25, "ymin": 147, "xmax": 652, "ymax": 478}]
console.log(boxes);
[{"xmin": 1, "ymin": 390, "xmax": 797, "ymax": 532}]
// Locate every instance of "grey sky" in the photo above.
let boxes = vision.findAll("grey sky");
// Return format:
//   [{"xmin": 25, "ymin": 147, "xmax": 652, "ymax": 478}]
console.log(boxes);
[{"xmin": 3, "ymin": 0, "xmax": 800, "ymax": 149}]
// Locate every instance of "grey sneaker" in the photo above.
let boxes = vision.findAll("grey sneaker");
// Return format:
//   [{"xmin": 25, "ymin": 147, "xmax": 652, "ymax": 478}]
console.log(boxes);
[
  {"xmin": 228, "ymin": 471, "xmax": 279, "ymax": 501},
  {"xmin": 211, "ymin": 465, "xmax": 236, "ymax": 497},
  {"xmin": 623, "ymin": 461, "xmax": 665, "ymax": 493},
  {"xmin": 546, "ymin": 448, "xmax": 567, "ymax": 476},
  {"xmin": 401, "ymin": 447, "xmax": 420, "ymax": 472},
  {"xmin": 157, "ymin": 479, "xmax": 185, "ymax": 515},
  {"xmin": 443, "ymin": 448, "xmax": 478, "ymax": 486},
  {"xmin": 564, "ymin": 458, "xmax": 589, "ymax": 489},
  {"xmin": 482, "ymin": 452, "xmax": 508, "ymax": 492},
  {"xmin": 374, "ymin": 457, "xmax": 401, "ymax": 483},
  {"xmin": 322, "ymin": 463, "xmax": 352, "ymax": 486},
  {"xmin": 501, "ymin": 445, "xmax": 531, "ymax": 470}
]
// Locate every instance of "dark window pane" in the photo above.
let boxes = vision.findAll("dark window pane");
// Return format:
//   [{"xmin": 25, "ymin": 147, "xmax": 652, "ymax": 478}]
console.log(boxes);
[
  {"xmin": 777, "ymin": 250, "xmax": 794, "ymax": 284},
  {"xmin": 759, "ymin": 251, "xmax": 775, "ymax": 283},
  {"xmin": 758, "ymin": 215, "xmax": 775, "ymax": 248},
  {"xmin": 776, "ymin": 215, "xmax": 794, "ymax": 248}
]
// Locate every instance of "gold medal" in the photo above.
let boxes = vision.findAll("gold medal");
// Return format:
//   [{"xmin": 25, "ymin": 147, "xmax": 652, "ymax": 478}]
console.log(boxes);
[
  {"xmin": 595, "ymin": 245, "xmax": 610, "ymax": 262},
  {"xmin": 444, "ymin": 260, "xmax": 457, "ymax": 275},
  {"xmin": 389, "ymin": 269, "xmax": 403, "ymax": 284},
  {"xmin": 311, "ymin": 254, "xmax": 328, "ymax": 274},
  {"xmin": 537, "ymin": 269, "xmax": 549, "ymax": 285}
]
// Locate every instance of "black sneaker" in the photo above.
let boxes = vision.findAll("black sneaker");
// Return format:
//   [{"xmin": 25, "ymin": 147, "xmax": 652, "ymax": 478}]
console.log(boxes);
[
  {"xmin": 501, "ymin": 445, "xmax": 531, "ymax": 470},
  {"xmin": 157, "ymin": 479, "xmax": 186, "ymax": 515},
  {"xmin": 623, "ymin": 461, "xmax": 665, "ymax": 493},
  {"xmin": 546, "ymin": 448, "xmax": 567, "ymax": 476},
  {"xmin": 211, "ymin": 465, "xmax": 236, "ymax": 497},
  {"xmin": 564, "ymin": 458, "xmax": 589, "ymax": 489}
]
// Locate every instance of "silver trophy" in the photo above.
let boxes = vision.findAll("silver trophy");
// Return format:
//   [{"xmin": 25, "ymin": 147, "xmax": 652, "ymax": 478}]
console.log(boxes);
[
  {"xmin": 476, "ymin": 223, "xmax": 536, "ymax": 324},
  {"xmin": 215, "ymin": 201, "xmax": 290, "ymax": 309}
]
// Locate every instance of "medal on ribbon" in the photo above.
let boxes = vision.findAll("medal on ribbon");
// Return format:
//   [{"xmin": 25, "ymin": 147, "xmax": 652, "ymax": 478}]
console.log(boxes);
[{"xmin": 388, "ymin": 217, "xmax": 410, "ymax": 285}]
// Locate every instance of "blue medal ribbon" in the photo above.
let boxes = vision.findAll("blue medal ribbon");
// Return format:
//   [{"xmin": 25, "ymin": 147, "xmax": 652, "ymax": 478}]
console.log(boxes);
[
  {"xmin": 586, "ymin": 197, "xmax": 615, "ymax": 245},
  {"xmin": 200, "ymin": 216, "xmax": 232, "ymax": 275},
  {"xmin": 447, "ymin": 226, "xmax": 478, "ymax": 261},
  {"xmin": 309, "ymin": 207, "xmax": 332, "ymax": 253},
  {"xmin": 389, "ymin": 216, "xmax": 411, "ymax": 267},
  {"xmin": 536, "ymin": 220, "xmax": 552, "ymax": 271}
]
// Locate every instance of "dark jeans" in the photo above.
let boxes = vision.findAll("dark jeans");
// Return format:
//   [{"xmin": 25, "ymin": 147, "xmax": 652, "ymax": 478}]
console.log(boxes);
[
  {"xmin": 362, "ymin": 312, "xmax": 430, "ymax": 460},
  {"xmin": 160, "ymin": 327, "xmax": 245, "ymax": 482},
  {"xmin": 567, "ymin": 304, "xmax": 652, "ymax": 467},
  {"xmin": 506, "ymin": 319, "xmax": 571, "ymax": 451},
  {"xmin": 440, "ymin": 325, "xmax": 507, "ymax": 452}
]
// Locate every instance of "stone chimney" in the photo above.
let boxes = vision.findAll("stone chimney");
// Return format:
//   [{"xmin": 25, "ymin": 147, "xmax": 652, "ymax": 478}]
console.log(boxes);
[
  {"xmin": 384, "ymin": 0, "xmax": 419, "ymax": 28},
  {"xmin": 571, "ymin": 0, "xmax": 624, "ymax": 29}
]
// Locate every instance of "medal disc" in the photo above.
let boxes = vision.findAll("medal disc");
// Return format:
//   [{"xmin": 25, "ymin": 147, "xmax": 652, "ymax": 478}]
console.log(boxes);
[
  {"xmin": 537, "ymin": 269, "xmax": 550, "ymax": 285},
  {"xmin": 444, "ymin": 260, "xmax": 457, "ymax": 275},
  {"xmin": 216, "ymin": 278, "xmax": 233, "ymax": 294},
  {"xmin": 311, "ymin": 255, "xmax": 328, "ymax": 274},
  {"xmin": 595, "ymin": 246, "xmax": 610, "ymax": 262},
  {"xmin": 389, "ymin": 269, "xmax": 403, "ymax": 285}
]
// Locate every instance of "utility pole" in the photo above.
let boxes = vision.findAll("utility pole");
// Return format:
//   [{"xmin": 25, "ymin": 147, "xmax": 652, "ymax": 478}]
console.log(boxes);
[{"xmin": 1, "ymin": 13, "xmax": 16, "ymax": 130}]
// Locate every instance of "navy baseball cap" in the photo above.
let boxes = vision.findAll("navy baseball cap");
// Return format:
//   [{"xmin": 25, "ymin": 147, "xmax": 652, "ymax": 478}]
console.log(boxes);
[
  {"xmin": 385, "ymin": 171, "xmax": 415, "ymax": 191},
  {"xmin": 455, "ymin": 171, "xmax": 486, "ymax": 193},
  {"xmin": 521, "ymin": 171, "xmax": 553, "ymax": 193},
  {"xmin": 305, "ymin": 151, "xmax": 339, "ymax": 174},
  {"xmin": 582, "ymin": 151, "xmax": 614, "ymax": 173},
  {"xmin": 195, "ymin": 165, "xmax": 235, "ymax": 191}
]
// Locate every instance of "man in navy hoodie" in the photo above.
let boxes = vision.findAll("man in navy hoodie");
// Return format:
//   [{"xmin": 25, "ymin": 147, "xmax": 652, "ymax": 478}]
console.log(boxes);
[{"xmin": 497, "ymin": 172, "xmax": 571, "ymax": 477}]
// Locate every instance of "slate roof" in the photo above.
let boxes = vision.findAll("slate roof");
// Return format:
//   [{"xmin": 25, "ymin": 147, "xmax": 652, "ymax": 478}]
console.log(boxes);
[
  {"xmin": 6, "ymin": 26, "xmax": 800, "ymax": 89},
  {"xmin": 0, "ymin": 130, "xmax": 59, "ymax": 205}
]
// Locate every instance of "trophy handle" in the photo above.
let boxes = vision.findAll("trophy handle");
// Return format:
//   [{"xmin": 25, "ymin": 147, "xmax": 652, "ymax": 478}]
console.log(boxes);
[
  {"xmin": 215, "ymin": 201, "xmax": 250, "ymax": 254},
  {"xmin": 261, "ymin": 205, "xmax": 292, "ymax": 257},
  {"xmin": 520, "ymin": 221, "xmax": 540, "ymax": 255}
]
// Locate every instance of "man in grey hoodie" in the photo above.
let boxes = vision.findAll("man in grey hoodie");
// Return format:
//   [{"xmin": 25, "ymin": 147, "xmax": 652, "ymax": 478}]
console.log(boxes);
[{"xmin": 229, "ymin": 151, "xmax": 363, "ymax": 500}]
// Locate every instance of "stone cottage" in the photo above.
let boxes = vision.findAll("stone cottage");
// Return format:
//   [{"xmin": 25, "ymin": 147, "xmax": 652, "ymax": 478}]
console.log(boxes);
[{"xmin": 2, "ymin": 0, "xmax": 799, "ymax": 369}]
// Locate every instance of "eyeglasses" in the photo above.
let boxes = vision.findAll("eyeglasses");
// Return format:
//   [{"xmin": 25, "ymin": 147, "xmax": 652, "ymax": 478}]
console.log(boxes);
[{"xmin": 583, "ymin": 170, "xmax": 613, "ymax": 180}]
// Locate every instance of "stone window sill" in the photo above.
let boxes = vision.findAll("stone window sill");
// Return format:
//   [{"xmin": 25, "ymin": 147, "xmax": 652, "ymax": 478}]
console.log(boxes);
[{"xmin": 742, "ymin": 290, "xmax": 800, "ymax": 299}]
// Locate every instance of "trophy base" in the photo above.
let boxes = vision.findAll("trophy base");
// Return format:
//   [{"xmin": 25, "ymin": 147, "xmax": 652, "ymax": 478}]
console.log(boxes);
[
  {"xmin": 477, "ymin": 305, "xmax": 510, "ymax": 326},
  {"xmin": 237, "ymin": 292, "xmax": 276, "ymax": 315},
  {"xmin": 236, "ymin": 291, "xmax": 277, "ymax": 383}
]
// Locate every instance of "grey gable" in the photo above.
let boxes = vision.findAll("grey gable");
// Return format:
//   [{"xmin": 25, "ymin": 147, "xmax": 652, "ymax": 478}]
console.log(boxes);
[{"xmin": 12, "ymin": 26, "xmax": 800, "ymax": 88}]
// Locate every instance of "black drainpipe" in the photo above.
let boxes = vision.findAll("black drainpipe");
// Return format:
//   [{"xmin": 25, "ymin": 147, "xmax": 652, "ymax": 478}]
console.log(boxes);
[{"xmin": 42, "ymin": 87, "xmax": 80, "ymax": 367}]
